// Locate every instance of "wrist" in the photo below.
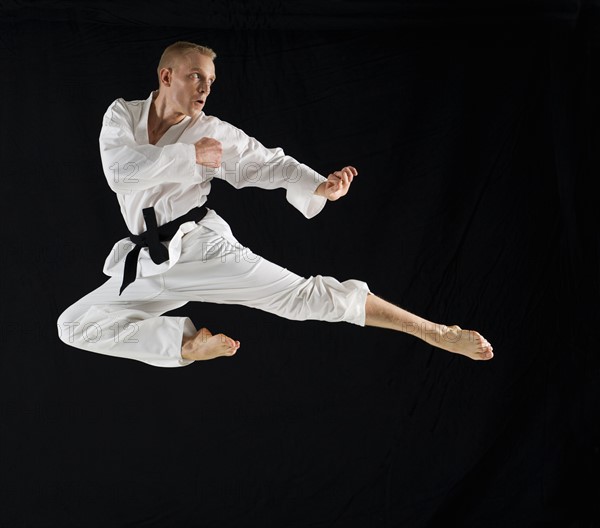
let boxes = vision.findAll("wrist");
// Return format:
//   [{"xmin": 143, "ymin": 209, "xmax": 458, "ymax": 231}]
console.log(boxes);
[{"xmin": 314, "ymin": 181, "xmax": 327, "ymax": 198}]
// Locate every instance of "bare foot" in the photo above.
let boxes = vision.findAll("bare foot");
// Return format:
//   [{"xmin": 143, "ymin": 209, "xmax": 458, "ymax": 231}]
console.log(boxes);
[
  {"xmin": 181, "ymin": 327, "xmax": 240, "ymax": 361},
  {"xmin": 426, "ymin": 325, "xmax": 494, "ymax": 361}
]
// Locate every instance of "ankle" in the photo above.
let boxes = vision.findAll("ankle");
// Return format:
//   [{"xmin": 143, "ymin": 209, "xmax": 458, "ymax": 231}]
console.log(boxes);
[
  {"xmin": 181, "ymin": 334, "xmax": 193, "ymax": 359},
  {"xmin": 419, "ymin": 323, "xmax": 449, "ymax": 345}
]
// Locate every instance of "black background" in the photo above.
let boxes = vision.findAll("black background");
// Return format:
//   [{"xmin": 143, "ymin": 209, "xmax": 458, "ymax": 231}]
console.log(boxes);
[{"xmin": 1, "ymin": 1, "xmax": 599, "ymax": 527}]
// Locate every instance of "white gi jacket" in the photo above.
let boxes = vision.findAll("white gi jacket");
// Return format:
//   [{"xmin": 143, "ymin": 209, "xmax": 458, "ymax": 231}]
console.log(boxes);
[{"xmin": 99, "ymin": 91, "xmax": 329, "ymax": 281}]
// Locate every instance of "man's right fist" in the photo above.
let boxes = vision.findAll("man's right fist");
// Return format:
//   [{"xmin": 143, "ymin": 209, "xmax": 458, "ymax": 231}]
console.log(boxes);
[{"xmin": 194, "ymin": 137, "xmax": 222, "ymax": 168}]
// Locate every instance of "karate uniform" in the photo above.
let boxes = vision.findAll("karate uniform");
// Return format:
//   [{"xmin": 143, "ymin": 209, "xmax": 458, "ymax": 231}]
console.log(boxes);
[{"xmin": 57, "ymin": 91, "xmax": 370, "ymax": 367}]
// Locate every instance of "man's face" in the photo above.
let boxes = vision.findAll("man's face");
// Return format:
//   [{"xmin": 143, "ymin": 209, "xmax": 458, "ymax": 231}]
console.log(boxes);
[{"xmin": 166, "ymin": 51, "xmax": 216, "ymax": 117}]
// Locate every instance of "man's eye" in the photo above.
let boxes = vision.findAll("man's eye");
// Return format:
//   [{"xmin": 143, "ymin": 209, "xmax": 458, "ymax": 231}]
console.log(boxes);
[{"xmin": 190, "ymin": 74, "xmax": 215, "ymax": 85}]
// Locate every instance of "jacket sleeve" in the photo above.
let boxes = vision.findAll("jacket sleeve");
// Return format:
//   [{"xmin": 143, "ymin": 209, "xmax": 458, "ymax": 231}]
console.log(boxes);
[
  {"xmin": 99, "ymin": 98, "xmax": 202, "ymax": 194},
  {"xmin": 212, "ymin": 120, "xmax": 328, "ymax": 219}
]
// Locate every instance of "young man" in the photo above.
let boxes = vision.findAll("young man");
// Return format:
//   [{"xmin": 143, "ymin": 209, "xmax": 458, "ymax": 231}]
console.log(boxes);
[{"xmin": 57, "ymin": 41, "xmax": 493, "ymax": 367}]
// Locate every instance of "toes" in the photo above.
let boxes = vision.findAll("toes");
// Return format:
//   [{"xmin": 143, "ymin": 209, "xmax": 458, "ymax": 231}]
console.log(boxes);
[
  {"xmin": 208, "ymin": 333, "xmax": 240, "ymax": 357},
  {"xmin": 481, "ymin": 338, "xmax": 493, "ymax": 357},
  {"xmin": 474, "ymin": 334, "xmax": 494, "ymax": 360},
  {"xmin": 479, "ymin": 345, "xmax": 494, "ymax": 360},
  {"xmin": 226, "ymin": 339, "xmax": 240, "ymax": 356}
]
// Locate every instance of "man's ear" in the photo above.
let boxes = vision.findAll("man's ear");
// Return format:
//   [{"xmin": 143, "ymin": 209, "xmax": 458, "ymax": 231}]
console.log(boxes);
[{"xmin": 159, "ymin": 67, "xmax": 173, "ymax": 88}]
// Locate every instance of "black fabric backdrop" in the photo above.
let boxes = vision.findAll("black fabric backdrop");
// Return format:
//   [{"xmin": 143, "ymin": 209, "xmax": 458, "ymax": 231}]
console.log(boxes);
[{"xmin": 1, "ymin": 1, "xmax": 599, "ymax": 527}]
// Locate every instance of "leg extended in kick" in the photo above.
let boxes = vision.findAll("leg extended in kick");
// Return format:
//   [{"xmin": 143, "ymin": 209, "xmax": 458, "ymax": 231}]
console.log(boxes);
[
  {"xmin": 364, "ymin": 293, "xmax": 493, "ymax": 360},
  {"xmin": 180, "ymin": 292, "xmax": 493, "ymax": 363},
  {"xmin": 161, "ymin": 224, "xmax": 492, "ymax": 361}
]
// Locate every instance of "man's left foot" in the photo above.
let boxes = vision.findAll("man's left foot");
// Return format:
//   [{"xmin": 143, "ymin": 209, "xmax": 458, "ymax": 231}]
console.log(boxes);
[{"xmin": 428, "ymin": 325, "xmax": 494, "ymax": 360}]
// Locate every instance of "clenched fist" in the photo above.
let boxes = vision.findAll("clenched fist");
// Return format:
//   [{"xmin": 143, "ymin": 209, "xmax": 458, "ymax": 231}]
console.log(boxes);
[
  {"xmin": 194, "ymin": 137, "xmax": 222, "ymax": 168},
  {"xmin": 314, "ymin": 165, "xmax": 357, "ymax": 201}
]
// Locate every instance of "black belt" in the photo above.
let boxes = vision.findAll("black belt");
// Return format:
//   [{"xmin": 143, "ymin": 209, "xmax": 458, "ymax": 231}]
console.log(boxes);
[{"xmin": 119, "ymin": 206, "xmax": 208, "ymax": 295}]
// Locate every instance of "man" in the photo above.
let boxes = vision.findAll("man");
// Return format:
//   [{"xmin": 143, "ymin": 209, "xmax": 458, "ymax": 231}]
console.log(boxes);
[{"xmin": 57, "ymin": 41, "xmax": 493, "ymax": 367}]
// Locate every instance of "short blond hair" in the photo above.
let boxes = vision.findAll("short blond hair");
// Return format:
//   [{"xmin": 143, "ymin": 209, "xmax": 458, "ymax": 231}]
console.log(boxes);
[{"xmin": 157, "ymin": 41, "xmax": 217, "ymax": 75}]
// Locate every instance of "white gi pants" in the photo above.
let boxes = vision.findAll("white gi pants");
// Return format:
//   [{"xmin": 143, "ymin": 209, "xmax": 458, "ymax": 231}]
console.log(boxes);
[{"xmin": 57, "ymin": 211, "xmax": 370, "ymax": 368}]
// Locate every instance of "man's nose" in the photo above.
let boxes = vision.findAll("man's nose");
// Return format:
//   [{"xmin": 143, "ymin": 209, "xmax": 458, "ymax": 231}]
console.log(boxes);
[{"xmin": 198, "ymin": 82, "xmax": 211, "ymax": 93}]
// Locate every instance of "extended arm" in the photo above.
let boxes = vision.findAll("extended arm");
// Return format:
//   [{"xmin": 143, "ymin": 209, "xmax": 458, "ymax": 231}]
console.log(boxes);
[
  {"xmin": 209, "ymin": 121, "xmax": 329, "ymax": 218},
  {"xmin": 212, "ymin": 121, "xmax": 357, "ymax": 207}
]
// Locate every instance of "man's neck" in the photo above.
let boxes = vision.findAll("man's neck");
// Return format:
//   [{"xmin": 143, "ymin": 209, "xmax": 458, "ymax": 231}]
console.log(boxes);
[{"xmin": 150, "ymin": 90, "xmax": 186, "ymax": 131}]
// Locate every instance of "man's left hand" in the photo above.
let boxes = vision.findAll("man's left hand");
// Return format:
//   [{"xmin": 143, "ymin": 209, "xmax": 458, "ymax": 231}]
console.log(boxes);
[{"xmin": 315, "ymin": 166, "xmax": 357, "ymax": 201}]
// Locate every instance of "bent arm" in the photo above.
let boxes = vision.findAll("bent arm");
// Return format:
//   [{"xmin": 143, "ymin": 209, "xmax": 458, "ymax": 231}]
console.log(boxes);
[{"xmin": 99, "ymin": 98, "xmax": 200, "ymax": 194}]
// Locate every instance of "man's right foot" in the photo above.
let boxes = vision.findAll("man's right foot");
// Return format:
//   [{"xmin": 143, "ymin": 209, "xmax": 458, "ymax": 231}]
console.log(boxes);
[{"xmin": 182, "ymin": 327, "xmax": 240, "ymax": 360}]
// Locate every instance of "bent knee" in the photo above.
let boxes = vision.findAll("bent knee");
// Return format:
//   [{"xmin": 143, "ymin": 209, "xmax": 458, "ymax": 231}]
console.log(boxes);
[{"xmin": 56, "ymin": 305, "xmax": 86, "ymax": 346}]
